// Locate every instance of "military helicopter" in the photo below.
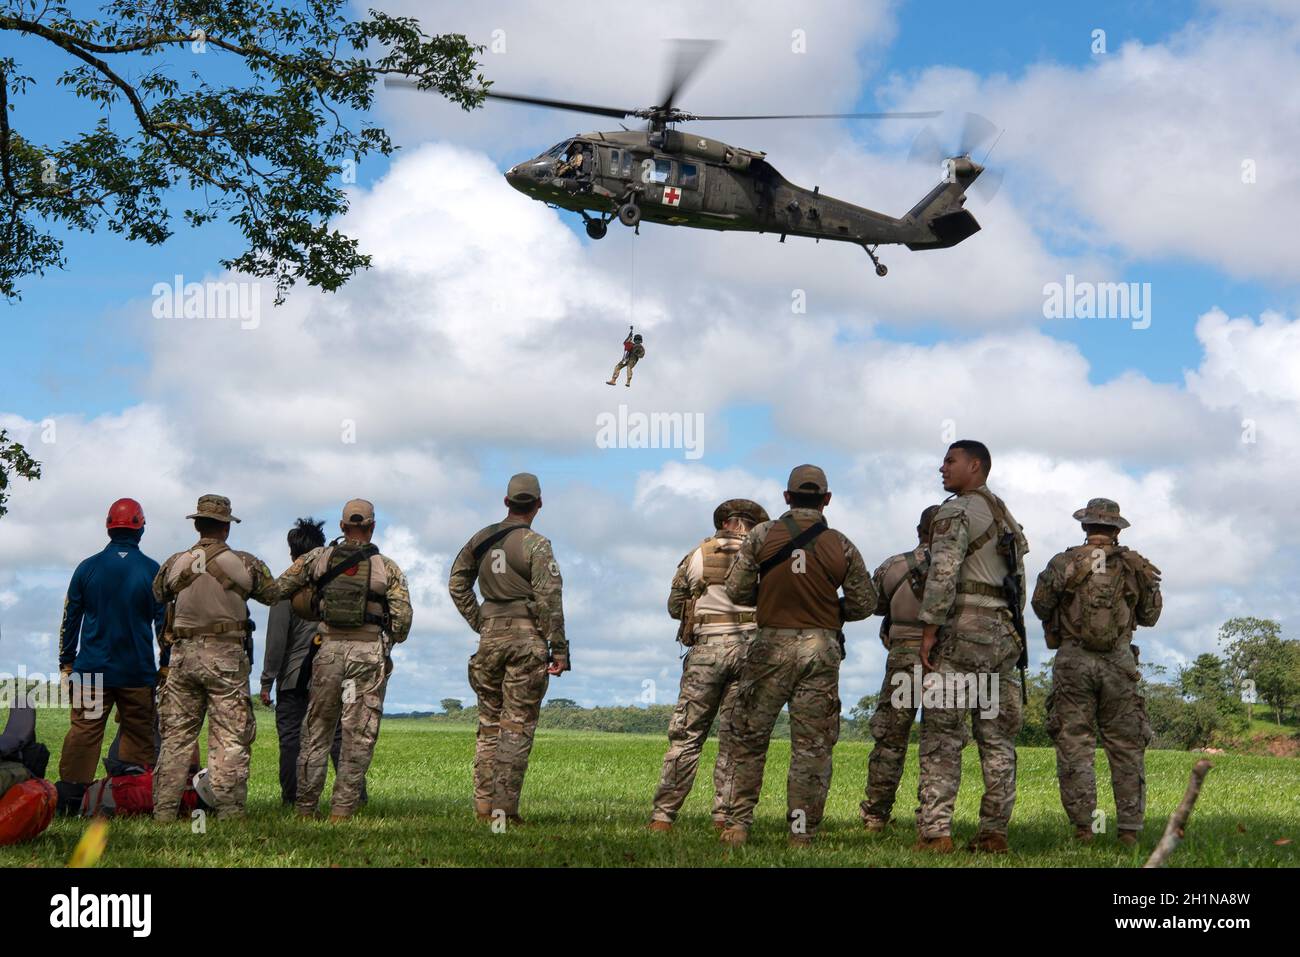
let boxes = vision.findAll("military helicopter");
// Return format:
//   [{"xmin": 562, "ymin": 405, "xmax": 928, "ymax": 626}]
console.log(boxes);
[{"xmin": 388, "ymin": 42, "xmax": 998, "ymax": 277}]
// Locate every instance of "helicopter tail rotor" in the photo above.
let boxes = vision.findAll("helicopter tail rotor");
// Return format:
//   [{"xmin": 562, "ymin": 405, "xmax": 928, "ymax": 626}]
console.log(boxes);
[{"xmin": 907, "ymin": 112, "xmax": 1006, "ymax": 204}]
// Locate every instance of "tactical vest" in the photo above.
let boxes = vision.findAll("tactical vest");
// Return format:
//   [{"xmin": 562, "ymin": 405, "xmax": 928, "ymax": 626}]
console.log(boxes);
[
  {"xmin": 755, "ymin": 514, "xmax": 847, "ymax": 631},
  {"xmin": 167, "ymin": 541, "xmax": 255, "ymax": 638},
  {"xmin": 1059, "ymin": 543, "xmax": 1137, "ymax": 652},
  {"xmin": 304, "ymin": 541, "xmax": 390, "ymax": 634},
  {"xmin": 881, "ymin": 548, "xmax": 928, "ymax": 646},
  {"xmin": 696, "ymin": 535, "xmax": 737, "ymax": 593},
  {"xmin": 953, "ymin": 488, "xmax": 1024, "ymax": 606},
  {"xmin": 473, "ymin": 523, "xmax": 534, "ymax": 620}
]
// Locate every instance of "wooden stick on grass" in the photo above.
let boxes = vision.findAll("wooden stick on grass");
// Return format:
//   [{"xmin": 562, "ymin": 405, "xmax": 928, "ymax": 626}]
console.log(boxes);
[{"xmin": 1143, "ymin": 759, "xmax": 1213, "ymax": 868}]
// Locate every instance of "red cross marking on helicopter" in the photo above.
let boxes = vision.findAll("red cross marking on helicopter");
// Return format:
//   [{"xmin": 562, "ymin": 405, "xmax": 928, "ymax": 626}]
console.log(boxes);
[{"xmin": 662, "ymin": 186, "xmax": 682, "ymax": 206}]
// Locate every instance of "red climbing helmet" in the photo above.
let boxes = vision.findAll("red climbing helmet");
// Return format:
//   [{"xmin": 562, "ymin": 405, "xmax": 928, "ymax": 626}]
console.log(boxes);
[{"xmin": 106, "ymin": 498, "xmax": 146, "ymax": 530}]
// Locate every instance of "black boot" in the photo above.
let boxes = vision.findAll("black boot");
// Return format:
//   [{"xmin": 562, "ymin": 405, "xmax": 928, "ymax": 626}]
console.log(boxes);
[{"xmin": 54, "ymin": 780, "xmax": 87, "ymax": 816}]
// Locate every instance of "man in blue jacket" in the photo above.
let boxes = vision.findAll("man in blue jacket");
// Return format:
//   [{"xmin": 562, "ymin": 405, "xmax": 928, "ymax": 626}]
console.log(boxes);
[{"xmin": 55, "ymin": 498, "xmax": 167, "ymax": 814}]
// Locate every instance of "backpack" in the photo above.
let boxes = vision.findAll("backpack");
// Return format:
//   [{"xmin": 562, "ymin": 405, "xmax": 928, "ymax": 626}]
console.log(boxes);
[
  {"xmin": 1062, "ymin": 544, "xmax": 1135, "ymax": 652},
  {"xmin": 0, "ymin": 705, "xmax": 49, "ymax": 780},
  {"xmin": 0, "ymin": 777, "xmax": 56, "ymax": 846},
  {"xmin": 80, "ymin": 768, "xmax": 200, "ymax": 818}
]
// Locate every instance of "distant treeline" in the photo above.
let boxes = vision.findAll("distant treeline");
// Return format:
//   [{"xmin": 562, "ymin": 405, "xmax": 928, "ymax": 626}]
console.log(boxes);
[{"xmin": 412, "ymin": 618, "xmax": 1300, "ymax": 752}]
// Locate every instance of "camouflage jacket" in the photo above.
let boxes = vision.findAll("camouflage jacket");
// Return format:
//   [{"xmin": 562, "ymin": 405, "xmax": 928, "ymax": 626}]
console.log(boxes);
[
  {"xmin": 273, "ymin": 545, "xmax": 413, "ymax": 643},
  {"xmin": 447, "ymin": 523, "xmax": 567, "ymax": 656},
  {"xmin": 918, "ymin": 485, "xmax": 1028, "ymax": 627}
]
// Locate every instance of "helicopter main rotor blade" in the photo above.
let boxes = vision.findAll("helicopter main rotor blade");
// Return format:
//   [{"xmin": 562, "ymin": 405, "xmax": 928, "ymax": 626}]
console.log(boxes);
[
  {"xmin": 690, "ymin": 111, "xmax": 941, "ymax": 121},
  {"xmin": 659, "ymin": 39, "xmax": 720, "ymax": 112},
  {"xmin": 384, "ymin": 78, "xmax": 635, "ymax": 120}
]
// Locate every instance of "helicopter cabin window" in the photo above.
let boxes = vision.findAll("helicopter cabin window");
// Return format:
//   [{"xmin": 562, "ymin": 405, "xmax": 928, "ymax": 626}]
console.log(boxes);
[
  {"xmin": 650, "ymin": 158, "xmax": 673, "ymax": 184},
  {"xmin": 607, "ymin": 148, "xmax": 620, "ymax": 175},
  {"xmin": 679, "ymin": 162, "xmax": 699, "ymax": 189}
]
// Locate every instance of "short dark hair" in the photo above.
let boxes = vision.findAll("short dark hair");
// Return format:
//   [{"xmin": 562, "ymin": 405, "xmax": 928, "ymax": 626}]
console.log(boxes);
[
  {"xmin": 950, "ymin": 439, "xmax": 991, "ymax": 475},
  {"xmin": 1082, "ymin": 523, "xmax": 1119, "ymax": 537},
  {"xmin": 194, "ymin": 517, "xmax": 226, "ymax": 538},
  {"xmin": 508, "ymin": 499, "xmax": 536, "ymax": 516},
  {"xmin": 288, "ymin": 517, "xmax": 326, "ymax": 559},
  {"xmin": 787, "ymin": 490, "xmax": 824, "ymax": 509}
]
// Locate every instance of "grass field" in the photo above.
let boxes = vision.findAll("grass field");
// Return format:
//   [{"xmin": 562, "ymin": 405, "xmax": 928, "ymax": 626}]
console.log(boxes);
[{"xmin": 3, "ymin": 709, "xmax": 1297, "ymax": 868}]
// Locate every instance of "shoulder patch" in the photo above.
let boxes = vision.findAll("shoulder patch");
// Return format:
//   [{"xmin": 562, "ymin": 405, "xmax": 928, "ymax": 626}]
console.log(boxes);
[{"xmin": 931, "ymin": 517, "xmax": 955, "ymax": 537}]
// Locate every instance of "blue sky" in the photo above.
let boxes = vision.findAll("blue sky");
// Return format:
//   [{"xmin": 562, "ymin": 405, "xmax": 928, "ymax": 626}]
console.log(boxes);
[{"xmin": 3, "ymin": 0, "xmax": 1299, "ymax": 711}]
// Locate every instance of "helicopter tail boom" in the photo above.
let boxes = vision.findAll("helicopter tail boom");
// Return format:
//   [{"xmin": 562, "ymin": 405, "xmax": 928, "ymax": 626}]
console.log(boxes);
[{"xmin": 902, "ymin": 157, "xmax": 983, "ymax": 250}]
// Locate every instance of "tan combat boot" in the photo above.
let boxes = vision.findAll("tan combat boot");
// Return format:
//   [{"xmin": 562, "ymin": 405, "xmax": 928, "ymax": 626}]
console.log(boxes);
[
  {"xmin": 863, "ymin": 816, "xmax": 889, "ymax": 834},
  {"xmin": 647, "ymin": 820, "xmax": 673, "ymax": 833},
  {"xmin": 913, "ymin": 835, "xmax": 955, "ymax": 853},
  {"xmin": 718, "ymin": 826, "xmax": 748, "ymax": 846},
  {"xmin": 1117, "ymin": 830, "xmax": 1139, "ymax": 848},
  {"xmin": 966, "ymin": 832, "xmax": 1009, "ymax": 853},
  {"xmin": 788, "ymin": 834, "xmax": 814, "ymax": 849},
  {"xmin": 296, "ymin": 808, "xmax": 322, "ymax": 821},
  {"xmin": 1075, "ymin": 825, "xmax": 1095, "ymax": 844},
  {"xmin": 328, "ymin": 813, "xmax": 350, "ymax": 824}
]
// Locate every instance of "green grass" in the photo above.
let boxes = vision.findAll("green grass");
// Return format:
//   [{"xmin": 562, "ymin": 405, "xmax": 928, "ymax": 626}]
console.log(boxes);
[{"xmin": 3, "ymin": 708, "xmax": 1297, "ymax": 867}]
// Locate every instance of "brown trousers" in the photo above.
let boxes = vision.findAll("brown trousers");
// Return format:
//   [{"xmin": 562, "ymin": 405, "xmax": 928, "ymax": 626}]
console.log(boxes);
[{"xmin": 59, "ymin": 685, "xmax": 156, "ymax": 784}]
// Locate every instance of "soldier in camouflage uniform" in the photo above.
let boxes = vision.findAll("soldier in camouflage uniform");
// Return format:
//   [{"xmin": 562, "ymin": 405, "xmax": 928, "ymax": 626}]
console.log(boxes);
[
  {"xmin": 1031, "ymin": 498, "xmax": 1161, "ymax": 847},
  {"xmin": 649, "ymin": 498, "xmax": 770, "ymax": 833},
  {"xmin": 860, "ymin": 504, "xmax": 941, "ymax": 832},
  {"xmin": 448, "ymin": 473, "xmax": 568, "ymax": 825},
  {"xmin": 718, "ymin": 465, "xmax": 875, "ymax": 847},
  {"xmin": 272, "ymin": 499, "xmax": 413, "ymax": 821},
  {"xmin": 152, "ymin": 495, "xmax": 279, "ymax": 821},
  {"xmin": 915, "ymin": 442, "xmax": 1029, "ymax": 853},
  {"xmin": 606, "ymin": 330, "xmax": 645, "ymax": 387}
]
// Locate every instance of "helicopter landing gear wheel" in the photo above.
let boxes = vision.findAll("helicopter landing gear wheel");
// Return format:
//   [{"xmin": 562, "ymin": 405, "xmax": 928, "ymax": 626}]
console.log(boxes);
[
  {"xmin": 865, "ymin": 244, "xmax": 887, "ymax": 277},
  {"xmin": 585, "ymin": 219, "xmax": 608, "ymax": 240},
  {"xmin": 618, "ymin": 203, "xmax": 641, "ymax": 228}
]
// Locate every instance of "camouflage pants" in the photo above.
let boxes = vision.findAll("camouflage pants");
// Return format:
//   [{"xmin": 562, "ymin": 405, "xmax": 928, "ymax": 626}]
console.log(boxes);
[
  {"xmin": 1047, "ymin": 643, "xmax": 1152, "ymax": 832},
  {"xmin": 650, "ymin": 631, "xmax": 750, "ymax": 824},
  {"xmin": 154, "ymin": 636, "xmax": 255, "ymax": 821},
  {"xmin": 469, "ymin": 620, "xmax": 550, "ymax": 817},
  {"xmin": 861, "ymin": 643, "xmax": 922, "ymax": 824},
  {"xmin": 296, "ymin": 637, "xmax": 386, "ymax": 817},
  {"xmin": 720, "ymin": 627, "xmax": 842, "ymax": 835},
  {"xmin": 610, "ymin": 357, "xmax": 638, "ymax": 385},
  {"xmin": 917, "ymin": 612, "xmax": 1023, "ymax": 839}
]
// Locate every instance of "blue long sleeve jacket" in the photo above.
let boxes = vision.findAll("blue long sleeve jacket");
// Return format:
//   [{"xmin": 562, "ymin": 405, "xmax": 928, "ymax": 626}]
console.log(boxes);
[{"xmin": 58, "ymin": 536, "xmax": 167, "ymax": 688}]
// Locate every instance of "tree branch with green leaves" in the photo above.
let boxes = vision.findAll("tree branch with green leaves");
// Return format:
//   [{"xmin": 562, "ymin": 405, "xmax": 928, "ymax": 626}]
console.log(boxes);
[{"xmin": 0, "ymin": 0, "xmax": 488, "ymax": 302}]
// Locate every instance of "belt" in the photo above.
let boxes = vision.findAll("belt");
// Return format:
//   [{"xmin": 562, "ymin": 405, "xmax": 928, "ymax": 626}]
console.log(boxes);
[
  {"xmin": 693, "ymin": 631, "xmax": 751, "ymax": 646},
  {"xmin": 956, "ymin": 581, "xmax": 1006, "ymax": 598},
  {"xmin": 481, "ymin": 617, "xmax": 539, "ymax": 632},
  {"xmin": 759, "ymin": 626, "xmax": 840, "ymax": 638},
  {"xmin": 952, "ymin": 601, "xmax": 1009, "ymax": 618},
  {"xmin": 323, "ymin": 631, "xmax": 383, "ymax": 642},
  {"xmin": 172, "ymin": 622, "xmax": 248, "ymax": 640},
  {"xmin": 694, "ymin": 612, "xmax": 756, "ymax": 625}
]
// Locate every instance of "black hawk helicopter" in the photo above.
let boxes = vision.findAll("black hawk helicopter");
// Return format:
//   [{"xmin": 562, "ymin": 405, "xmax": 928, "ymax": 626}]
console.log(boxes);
[{"xmin": 388, "ymin": 41, "xmax": 999, "ymax": 277}]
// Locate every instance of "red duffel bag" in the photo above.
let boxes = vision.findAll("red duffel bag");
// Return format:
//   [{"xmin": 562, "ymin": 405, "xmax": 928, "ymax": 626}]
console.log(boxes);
[{"xmin": 0, "ymin": 778, "xmax": 57, "ymax": 845}]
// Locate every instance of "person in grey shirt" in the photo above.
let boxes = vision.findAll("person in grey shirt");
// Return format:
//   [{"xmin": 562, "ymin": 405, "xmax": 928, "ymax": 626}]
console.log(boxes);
[{"xmin": 259, "ymin": 517, "xmax": 365, "ymax": 806}]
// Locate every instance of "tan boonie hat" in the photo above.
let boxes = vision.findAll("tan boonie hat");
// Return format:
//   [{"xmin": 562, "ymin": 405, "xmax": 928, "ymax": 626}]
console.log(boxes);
[
  {"xmin": 786, "ymin": 464, "xmax": 828, "ymax": 495},
  {"xmin": 341, "ymin": 499, "xmax": 376, "ymax": 527},
  {"xmin": 186, "ymin": 494, "xmax": 240, "ymax": 524},
  {"xmin": 1072, "ymin": 497, "xmax": 1130, "ymax": 529},
  {"xmin": 713, "ymin": 498, "xmax": 770, "ymax": 530},
  {"xmin": 506, "ymin": 472, "xmax": 541, "ymax": 505}
]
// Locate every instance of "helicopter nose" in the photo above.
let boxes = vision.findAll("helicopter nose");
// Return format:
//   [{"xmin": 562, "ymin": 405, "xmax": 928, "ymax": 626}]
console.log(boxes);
[{"xmin": 504, "ymin": 165, "xmax": 527, "ymax": 192}]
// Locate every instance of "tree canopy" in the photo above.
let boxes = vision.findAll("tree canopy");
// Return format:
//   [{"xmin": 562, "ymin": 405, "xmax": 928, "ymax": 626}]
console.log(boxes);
[{"xmin": 1, "ymin": 0, "xmax": 488, "ymax": 301}]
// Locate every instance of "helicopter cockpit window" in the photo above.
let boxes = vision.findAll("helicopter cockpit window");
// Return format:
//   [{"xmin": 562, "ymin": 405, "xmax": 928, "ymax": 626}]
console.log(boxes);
[
  {"xmin": 680, "ymin": 162, "xmax": 699, "ymax": 189},
  {"xmin": 546, "ymin": 141, "xmax": 570, "ymax": 159}
]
